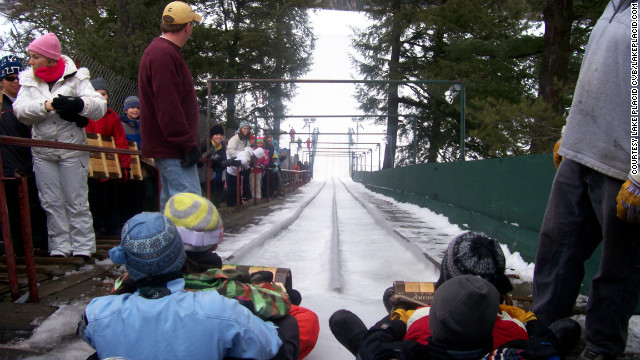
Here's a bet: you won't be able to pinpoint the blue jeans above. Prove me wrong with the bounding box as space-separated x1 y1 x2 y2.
155 158 201 211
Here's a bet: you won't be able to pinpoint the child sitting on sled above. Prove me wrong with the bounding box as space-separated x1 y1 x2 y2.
329 231 581 360
111 192 319 360
79 212 282 359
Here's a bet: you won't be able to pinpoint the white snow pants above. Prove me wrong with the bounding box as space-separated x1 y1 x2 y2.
250 172 262 199
33 155 95 257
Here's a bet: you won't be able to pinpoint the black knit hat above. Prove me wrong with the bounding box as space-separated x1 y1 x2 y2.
210 125 224 137
436 232 513 295
429 275 499 352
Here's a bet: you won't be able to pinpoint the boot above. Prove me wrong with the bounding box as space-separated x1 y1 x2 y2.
549 317 582 357
329 309 368 356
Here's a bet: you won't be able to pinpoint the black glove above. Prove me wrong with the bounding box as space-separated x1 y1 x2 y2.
210 154 223 168
180 145 200 167
74 115 89 128
358 315 411 360
52 95 84 114
58 111 89 128
222 156 242 168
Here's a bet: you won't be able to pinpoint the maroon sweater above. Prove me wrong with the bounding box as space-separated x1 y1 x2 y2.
138 37 199 159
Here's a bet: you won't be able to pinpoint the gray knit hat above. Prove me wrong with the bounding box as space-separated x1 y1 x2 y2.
90 78 109 94
238 120 251 130
436 232 513 295
429 275 499 351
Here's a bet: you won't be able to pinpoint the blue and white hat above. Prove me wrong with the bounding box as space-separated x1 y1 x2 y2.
0 55 24 79
109 212 186 281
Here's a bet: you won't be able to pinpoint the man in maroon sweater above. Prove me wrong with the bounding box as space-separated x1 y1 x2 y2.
138 1 202 211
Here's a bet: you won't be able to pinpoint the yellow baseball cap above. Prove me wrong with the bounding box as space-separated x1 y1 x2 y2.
162 1 202 25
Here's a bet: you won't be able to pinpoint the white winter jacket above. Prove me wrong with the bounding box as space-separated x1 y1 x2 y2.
226 133 250 159
13 56 106 161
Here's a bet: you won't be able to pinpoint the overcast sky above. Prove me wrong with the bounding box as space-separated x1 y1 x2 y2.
285 10 386 177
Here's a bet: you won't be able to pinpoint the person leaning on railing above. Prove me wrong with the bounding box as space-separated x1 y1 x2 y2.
13 33 107 260
0 55 48 255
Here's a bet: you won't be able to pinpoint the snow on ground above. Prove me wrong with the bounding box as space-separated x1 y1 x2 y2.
235 178 438 358
6 177 640 358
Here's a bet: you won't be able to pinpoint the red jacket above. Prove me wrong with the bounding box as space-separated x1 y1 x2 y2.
290 305 319 359
87 108 131 169
403 306 529 350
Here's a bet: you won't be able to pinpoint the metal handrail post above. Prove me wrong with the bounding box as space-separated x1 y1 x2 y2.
236 166 241 210
0 150 19 300
16 172 38 302
266 170 270 203
253 172 257 206
370 150 373 171
413 115 417 165
204 159 211 200
460 83 466 161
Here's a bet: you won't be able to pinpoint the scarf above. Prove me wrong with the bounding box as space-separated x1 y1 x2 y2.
34 58 65 83
211 140 222 151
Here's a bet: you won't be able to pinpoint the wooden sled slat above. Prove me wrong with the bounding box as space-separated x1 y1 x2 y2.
222 264 292 292
100 135 122 179
86 133 108 179
393 281 436 305
128 140 143 181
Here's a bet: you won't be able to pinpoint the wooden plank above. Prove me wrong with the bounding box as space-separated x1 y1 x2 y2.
0 264 62 275
11 256 84 267
97 239 121 245
101 134 122 179
222 264 292 291
0 273 49 283
0 303 58 343
128 140 143 181
96 244 117 251
86 132 108 179
36 268 110 299
393 281 436 305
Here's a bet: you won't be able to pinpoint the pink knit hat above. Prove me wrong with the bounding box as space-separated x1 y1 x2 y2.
28 33 61 61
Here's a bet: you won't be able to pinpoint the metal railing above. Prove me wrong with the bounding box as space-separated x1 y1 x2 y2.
0 135 150 302
1 135 311 302
200 157 310 209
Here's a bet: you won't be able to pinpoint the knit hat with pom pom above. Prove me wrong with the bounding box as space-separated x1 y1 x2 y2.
109 212 186 282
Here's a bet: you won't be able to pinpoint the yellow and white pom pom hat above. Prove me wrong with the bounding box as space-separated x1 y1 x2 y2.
164 192 223 252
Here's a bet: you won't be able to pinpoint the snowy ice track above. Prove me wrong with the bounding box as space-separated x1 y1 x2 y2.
227 178 440 358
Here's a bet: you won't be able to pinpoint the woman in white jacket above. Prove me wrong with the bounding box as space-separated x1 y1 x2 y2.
13 33 107 259
225 121 252 206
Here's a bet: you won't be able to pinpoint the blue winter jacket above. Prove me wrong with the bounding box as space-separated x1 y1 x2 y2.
81 278 282 359
119 113 142 150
